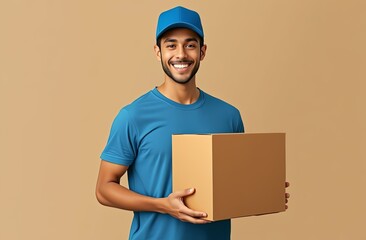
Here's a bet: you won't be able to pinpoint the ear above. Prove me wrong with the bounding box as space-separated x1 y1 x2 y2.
154 45 161 61
200 44 207 61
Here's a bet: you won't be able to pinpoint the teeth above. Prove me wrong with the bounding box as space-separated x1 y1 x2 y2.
173 64 189 69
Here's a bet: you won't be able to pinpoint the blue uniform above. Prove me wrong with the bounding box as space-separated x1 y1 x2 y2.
101 87 244 240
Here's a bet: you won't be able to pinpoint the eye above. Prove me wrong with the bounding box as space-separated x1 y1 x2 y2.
186 44 196 49
166 44 175 49
186 42 197 49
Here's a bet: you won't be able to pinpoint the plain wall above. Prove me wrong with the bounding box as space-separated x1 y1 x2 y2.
1 0 365 239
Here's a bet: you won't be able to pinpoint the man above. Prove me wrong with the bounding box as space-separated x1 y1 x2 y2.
96 6 289 240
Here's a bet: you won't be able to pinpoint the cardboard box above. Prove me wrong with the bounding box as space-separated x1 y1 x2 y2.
172 133 286 221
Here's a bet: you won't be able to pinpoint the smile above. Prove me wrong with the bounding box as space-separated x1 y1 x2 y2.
173 64 189 68
171 62 192 71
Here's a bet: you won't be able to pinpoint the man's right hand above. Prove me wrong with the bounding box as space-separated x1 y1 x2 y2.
96 161 211 224
162 188 212 224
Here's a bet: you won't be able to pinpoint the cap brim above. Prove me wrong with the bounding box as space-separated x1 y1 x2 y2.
156 22 204 40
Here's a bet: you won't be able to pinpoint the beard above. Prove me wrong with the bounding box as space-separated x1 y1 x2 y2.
160 58 200 85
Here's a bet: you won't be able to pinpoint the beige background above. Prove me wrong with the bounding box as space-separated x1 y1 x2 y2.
1 0 365 239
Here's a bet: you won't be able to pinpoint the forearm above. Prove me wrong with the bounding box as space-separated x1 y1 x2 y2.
95 161 209 224
96 181 167 214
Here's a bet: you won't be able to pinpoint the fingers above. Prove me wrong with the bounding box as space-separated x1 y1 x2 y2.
178 203 208 219
285 182 290 210
181 215 212 224
178 206 211 224
285 192 290 205
168 188 211 224
172 188 196 198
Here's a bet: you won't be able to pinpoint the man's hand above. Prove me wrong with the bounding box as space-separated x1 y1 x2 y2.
97 161 211 222
162 188 211 224
285 181 290 209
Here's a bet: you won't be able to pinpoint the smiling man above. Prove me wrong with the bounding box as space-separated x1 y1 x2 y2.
96 6 288 240
153 27 205 104
157 28 204 85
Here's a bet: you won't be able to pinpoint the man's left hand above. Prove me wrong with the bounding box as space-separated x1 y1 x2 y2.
285 181 290 209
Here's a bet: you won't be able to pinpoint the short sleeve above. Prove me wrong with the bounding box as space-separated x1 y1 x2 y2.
100 108 138 166
235 109 245 133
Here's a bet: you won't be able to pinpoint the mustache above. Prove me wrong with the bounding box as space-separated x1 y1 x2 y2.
169 60 193 64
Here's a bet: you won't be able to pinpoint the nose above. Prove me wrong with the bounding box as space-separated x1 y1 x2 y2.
176 45 187 59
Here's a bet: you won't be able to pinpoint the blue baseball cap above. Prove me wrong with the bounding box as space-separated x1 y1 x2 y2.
156 6 204 40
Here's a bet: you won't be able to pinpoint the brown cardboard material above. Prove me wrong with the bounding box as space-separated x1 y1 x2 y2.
172 133 286 221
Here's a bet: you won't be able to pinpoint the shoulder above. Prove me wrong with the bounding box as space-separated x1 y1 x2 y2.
124 90 153 109
119 89 158 115
114 88 168 128
202 90 241 115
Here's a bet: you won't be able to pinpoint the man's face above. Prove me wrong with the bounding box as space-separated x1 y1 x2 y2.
155 28 207 84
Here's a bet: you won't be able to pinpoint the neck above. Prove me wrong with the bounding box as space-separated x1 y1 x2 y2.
157 77 200 104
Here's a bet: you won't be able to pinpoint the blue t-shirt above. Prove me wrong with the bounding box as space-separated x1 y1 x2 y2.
100 87 244 240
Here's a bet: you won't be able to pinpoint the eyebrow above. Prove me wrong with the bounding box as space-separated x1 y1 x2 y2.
163 38 199 43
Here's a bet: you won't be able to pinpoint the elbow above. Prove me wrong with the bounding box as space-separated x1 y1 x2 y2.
95 187 108 206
